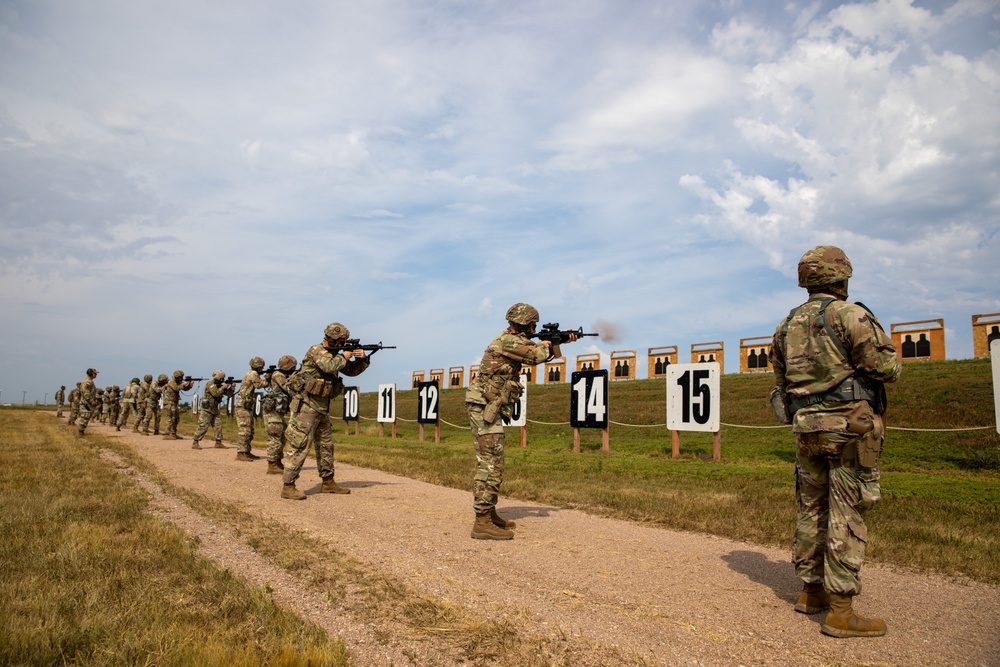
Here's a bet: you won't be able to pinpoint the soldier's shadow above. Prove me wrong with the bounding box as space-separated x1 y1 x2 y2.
721 550 804 611
497 505 562 520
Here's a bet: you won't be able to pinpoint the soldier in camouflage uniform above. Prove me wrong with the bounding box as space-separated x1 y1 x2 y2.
55 385 66 417
465 303 578 539
67 383 81 425
117 378 139 431
77 369 100 436
101 386 113 424
191 371 236 449
280 323 371 500
236 357 270 461
162 370 195 440
141 374 168 435
133 374 151 432
263 355 297 475
770 246 901 638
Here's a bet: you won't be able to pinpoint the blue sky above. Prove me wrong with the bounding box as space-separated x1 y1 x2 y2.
1 0 998 403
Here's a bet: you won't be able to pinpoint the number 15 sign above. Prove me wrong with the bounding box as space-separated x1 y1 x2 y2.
666 362 721 432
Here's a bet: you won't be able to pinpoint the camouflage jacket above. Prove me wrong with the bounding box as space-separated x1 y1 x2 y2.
136 381 149 405
80 378 99 409
201 381 234 413
295 343 370 414
771 293 901 433
163 378 193 406
69 388 80 406
238 370 270 409
120 382 137 405
55 388 65 403
263 371 291 416
465 327 552 412
147 382 165 408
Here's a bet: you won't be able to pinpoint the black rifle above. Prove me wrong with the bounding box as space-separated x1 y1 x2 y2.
261 365 277 375
218 377 242 386
183 376 206 383
530 323 598 346
327 339 396 356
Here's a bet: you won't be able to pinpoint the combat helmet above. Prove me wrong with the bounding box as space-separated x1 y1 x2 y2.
212 370 226 382
277 355 297 371
157 373 169 384
798 245 852 289
324 322 350 342
144 374 153 383
131 378 140 385
249 356 265 371
506 303 540 326
173 370 184 380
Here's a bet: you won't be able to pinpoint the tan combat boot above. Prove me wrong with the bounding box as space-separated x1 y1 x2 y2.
471 512 514 540
320 478 351 494
132 425 139 433
140 430 150 436
266 461 283 475
281 483 306 500
163 434 179 440
821 593 887 638
214 440 227 448
236 451 259 462
191 439 202 450
490 507 516 529
794 582 829 614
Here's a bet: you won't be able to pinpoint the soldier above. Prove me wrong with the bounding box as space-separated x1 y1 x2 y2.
235 357 270 461
101 386 113 424
280 323 371 500
770 246 901 638
132 374 151 432
67 382 82 425
117 378 139 431
162 370 195 440
110 385 120 426
141 374 168 435
191 371 236 450
55 385 66 417
263 355 297 475
77 369 100 436
465 303 578 540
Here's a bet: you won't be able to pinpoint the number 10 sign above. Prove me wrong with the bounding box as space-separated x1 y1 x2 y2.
666 362 721 432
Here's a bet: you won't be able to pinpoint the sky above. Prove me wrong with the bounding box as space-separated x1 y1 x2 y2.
1 0 998 405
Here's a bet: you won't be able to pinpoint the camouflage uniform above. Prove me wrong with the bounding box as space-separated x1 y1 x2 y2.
67 384 81 425
77 371 100 435
283 333 370 488
162 371 194 439
771 248 901 599
466 306 553 517
236 358 270 457
133 376 151 431
101 387 113 423
55 386 66 417
142 375 167 435
192 373 235 446
263 358 296 468
117 379 139 430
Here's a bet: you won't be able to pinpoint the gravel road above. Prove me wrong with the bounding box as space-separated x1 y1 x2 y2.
90 419 998 666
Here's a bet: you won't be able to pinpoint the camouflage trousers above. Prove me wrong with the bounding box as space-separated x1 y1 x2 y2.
192 408 223 442
468 403 505 515
282 404 335 485
794 421 883 596
264 411 287 463
163 401 181 437
101 404 111 423
77 404 95 435
235 406 255 454
132 404 147 430
142 404 161 433
56 404 64 417
68 403 80 425
117 403 134 428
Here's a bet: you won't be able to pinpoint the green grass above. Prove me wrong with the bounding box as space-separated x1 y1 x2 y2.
0 411 349 667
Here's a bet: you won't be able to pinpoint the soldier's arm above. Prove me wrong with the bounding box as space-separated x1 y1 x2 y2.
840 305 901 384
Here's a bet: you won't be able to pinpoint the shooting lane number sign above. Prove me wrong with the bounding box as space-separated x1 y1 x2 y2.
342 386 360 435
417 380 441 443
377 383 397 438
570 369 609 453
666 362 721 461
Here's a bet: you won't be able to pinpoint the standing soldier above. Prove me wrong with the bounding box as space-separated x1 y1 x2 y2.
280 323 371 499
235 357 270 461
133 374 151 432
101 386 113 424
67 382 82 425
263 355 297 475
55 385 66 418
117 378 139 431
191 371 235 449
770 246 901 638
141 374 168 435
162 370 195 440
465 303 578 540
77 369 100 437
109 385 121 426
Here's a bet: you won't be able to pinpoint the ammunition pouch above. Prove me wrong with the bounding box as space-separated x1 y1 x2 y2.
261 395 277 413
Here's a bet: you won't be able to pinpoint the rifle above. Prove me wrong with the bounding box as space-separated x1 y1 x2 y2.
327 339 396 356
530 323 598 346
218 377 242 386
261 365 277 376
183 376 206 383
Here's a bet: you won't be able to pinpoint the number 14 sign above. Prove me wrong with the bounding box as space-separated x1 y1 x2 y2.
666 362 721 432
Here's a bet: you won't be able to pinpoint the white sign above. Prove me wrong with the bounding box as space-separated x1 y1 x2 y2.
570 369 609 428
502 374 528 427
377 384 396 423
666 362 721 432
992 339 1000 435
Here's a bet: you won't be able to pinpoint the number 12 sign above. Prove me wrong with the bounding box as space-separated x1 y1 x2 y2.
666 362 721 432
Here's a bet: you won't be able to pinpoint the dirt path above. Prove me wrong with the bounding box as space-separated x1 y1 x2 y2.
87 418 998 666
